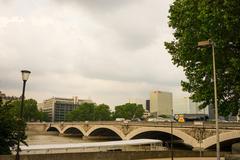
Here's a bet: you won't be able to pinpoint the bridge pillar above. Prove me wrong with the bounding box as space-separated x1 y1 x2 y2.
192 146 204 151
82 136 89 140
58 133 64 137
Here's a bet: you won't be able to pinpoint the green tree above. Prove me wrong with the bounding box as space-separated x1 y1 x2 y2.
94 104 111 121
23 99 39 121
66 103 95 121
0 99 27 154
37 111 49 122
165 0 240 116
11 99 39 121
114 103 144 120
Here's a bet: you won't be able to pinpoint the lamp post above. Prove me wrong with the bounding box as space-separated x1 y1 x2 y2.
198 39 220 160
193 121 205 157
170 109 174 160
15 70 31 160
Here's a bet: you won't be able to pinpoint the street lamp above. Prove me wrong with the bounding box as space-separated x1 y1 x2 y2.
198 39 220 160
170 109 174 160
16 70 31 160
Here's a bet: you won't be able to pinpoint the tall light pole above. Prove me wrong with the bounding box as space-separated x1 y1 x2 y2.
16 70 31 160
170 109 174 160
198 39 220 160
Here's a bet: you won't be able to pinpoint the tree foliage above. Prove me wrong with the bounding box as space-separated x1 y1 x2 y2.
94 104 111 121
66 103 112 121
11 99 40 121
66 103 95 121
0 99 27 155
37 111 49 122
114 103 144 120
165 0 240 116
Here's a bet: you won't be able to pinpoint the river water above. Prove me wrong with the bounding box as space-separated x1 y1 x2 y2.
25 131 93 145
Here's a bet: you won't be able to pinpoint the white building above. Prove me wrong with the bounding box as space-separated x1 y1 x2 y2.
174 97 209 115
150 91 173 116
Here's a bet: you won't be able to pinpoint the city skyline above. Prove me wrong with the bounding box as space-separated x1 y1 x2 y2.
0 0 188 107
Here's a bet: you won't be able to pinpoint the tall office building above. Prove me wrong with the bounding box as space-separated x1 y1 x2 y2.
146 100 150 112
150 91 172 116
39 96 92 122
174 97 209 115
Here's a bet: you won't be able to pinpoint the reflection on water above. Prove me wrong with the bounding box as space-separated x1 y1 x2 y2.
26 131 89 145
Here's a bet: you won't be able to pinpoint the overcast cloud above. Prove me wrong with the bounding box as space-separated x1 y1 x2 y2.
0 0 188 107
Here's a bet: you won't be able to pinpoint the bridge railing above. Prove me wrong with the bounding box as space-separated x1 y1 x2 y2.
27 121 240 130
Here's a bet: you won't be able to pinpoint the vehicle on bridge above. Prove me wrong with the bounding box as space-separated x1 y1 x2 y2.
115 118 125 122
147 117 174 122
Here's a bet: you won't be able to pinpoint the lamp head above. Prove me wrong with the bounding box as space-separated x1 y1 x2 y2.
21 70 31 81
198 39 214 47
198 40 210 46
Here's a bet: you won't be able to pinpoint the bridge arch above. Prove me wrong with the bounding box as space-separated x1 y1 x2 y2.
46 126 61 133
62 126 86 136
126 127 199 148
203 131 240 149
86 126 125 140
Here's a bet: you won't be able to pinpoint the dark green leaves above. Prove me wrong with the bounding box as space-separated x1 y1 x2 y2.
11 99 42 122
166 0 240 116
0 99 27 155
66 103 144 121
114 103 144 120
66 103 112 121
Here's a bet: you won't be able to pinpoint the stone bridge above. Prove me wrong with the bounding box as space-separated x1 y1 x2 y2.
27 121 240 150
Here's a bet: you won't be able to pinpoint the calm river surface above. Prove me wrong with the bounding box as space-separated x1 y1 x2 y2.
25 131 95 145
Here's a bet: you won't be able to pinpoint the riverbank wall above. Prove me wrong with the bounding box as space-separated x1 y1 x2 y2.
0 150 227 160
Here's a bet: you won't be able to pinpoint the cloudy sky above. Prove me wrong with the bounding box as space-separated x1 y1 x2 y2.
0 0 188 107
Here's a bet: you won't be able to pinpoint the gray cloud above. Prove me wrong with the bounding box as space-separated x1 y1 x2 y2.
0 0 187 106
54 0 170 50
55 0 137 12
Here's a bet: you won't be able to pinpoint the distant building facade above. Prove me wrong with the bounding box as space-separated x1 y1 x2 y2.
150 91 173 116
0 91 19 102
0 91 5 98
39 96 92 122
146 100 150 112
174 97 209 115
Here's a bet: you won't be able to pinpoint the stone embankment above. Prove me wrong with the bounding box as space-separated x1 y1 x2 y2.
0 150 227 160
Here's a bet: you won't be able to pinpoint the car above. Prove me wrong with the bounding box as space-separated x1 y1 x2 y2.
156 117 173 122
131 118 141 122
147 117 174 122
115 118 125 122
147 118 156 122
